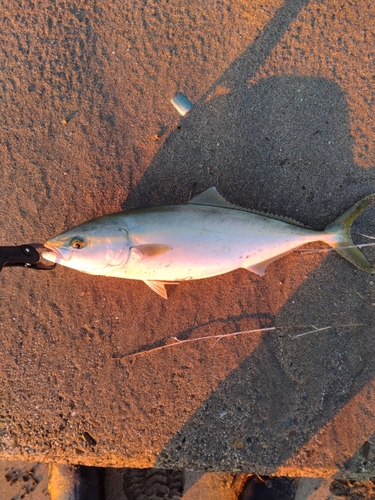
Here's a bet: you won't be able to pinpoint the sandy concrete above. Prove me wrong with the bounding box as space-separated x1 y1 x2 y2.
182 471 245 500
0 460 49 499
0 0 375 480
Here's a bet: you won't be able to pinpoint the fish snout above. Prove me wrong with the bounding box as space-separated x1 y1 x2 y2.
41 242 68 263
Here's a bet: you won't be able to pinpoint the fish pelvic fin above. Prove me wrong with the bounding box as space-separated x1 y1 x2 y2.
325 194 375 273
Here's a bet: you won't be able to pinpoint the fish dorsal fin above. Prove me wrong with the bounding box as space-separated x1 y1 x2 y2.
189 187 309 228
188 187 234 208
131 244 173 258
144 280 179 299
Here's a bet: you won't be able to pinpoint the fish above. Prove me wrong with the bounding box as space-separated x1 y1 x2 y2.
42 187 374 298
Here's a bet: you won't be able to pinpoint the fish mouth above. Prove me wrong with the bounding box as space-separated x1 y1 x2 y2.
41 242 66 263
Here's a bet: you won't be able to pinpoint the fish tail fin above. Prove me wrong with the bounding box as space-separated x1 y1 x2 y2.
324 194 374 273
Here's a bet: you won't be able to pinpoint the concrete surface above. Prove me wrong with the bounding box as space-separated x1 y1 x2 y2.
1 0 375 481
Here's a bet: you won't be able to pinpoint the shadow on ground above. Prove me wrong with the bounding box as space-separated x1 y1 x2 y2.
127 56 375 479
119 0 375 477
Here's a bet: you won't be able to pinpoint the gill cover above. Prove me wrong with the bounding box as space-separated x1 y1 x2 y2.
43 216 131 275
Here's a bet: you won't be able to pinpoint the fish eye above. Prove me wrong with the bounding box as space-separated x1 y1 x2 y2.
70 238 86 249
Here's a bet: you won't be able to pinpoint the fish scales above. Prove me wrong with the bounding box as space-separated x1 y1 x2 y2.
109 205 327 281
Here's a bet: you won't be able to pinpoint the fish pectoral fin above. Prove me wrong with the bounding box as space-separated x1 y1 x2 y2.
131 244 173 258
144 280 179 299
246 252 291 276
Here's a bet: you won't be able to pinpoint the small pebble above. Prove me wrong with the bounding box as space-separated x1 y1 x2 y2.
171 93 193 116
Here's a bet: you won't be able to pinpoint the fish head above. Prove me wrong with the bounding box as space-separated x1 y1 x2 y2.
42 215 131 275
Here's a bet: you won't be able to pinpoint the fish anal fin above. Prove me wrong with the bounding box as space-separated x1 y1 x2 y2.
132 244 172 258
246 263 268 277
144 280 179 299
245 252 292 276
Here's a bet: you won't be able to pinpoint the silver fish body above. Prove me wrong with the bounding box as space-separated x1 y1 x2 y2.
43 188 374 298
